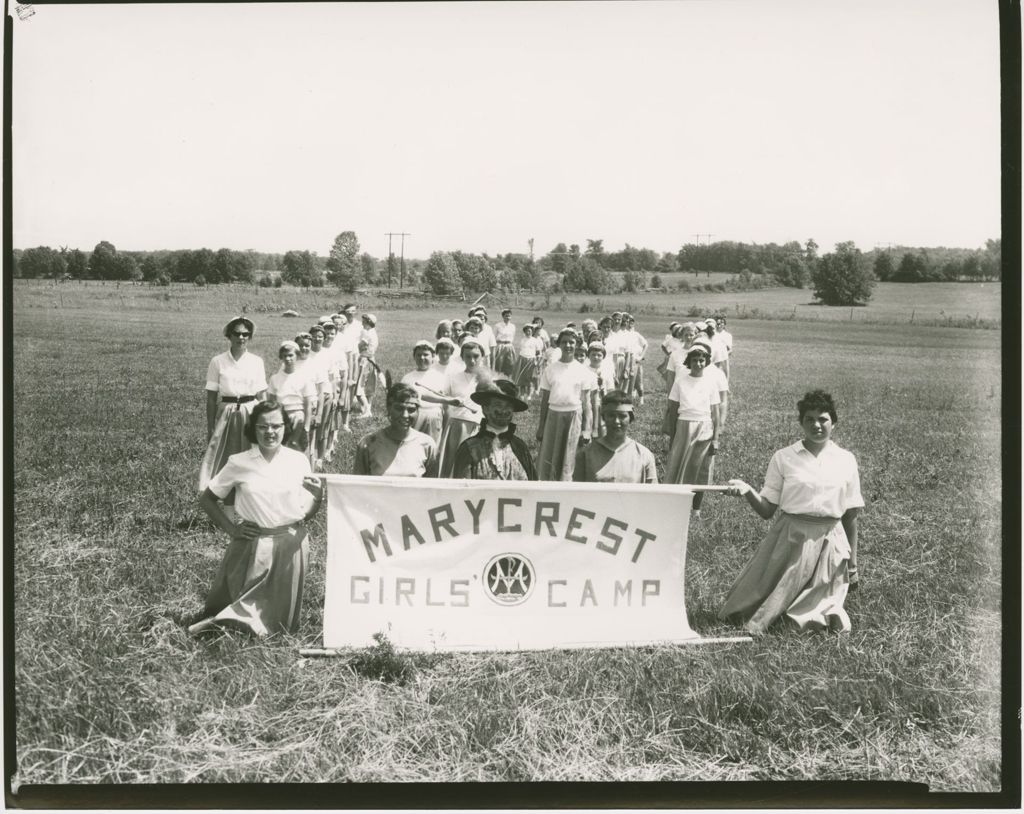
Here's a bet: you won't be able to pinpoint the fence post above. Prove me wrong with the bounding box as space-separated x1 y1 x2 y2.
910 309 915 324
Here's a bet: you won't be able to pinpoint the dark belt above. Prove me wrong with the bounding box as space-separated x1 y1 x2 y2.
222 395 256 404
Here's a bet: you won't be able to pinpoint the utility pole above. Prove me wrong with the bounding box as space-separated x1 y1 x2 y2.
384 233 394 287
528 238 534 262
692 233 702 246
398 232 410 288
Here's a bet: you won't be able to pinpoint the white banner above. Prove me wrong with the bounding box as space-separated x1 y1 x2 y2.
323 475 699 651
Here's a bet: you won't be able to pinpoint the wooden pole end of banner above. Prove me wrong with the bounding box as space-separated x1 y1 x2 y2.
298 647 348 657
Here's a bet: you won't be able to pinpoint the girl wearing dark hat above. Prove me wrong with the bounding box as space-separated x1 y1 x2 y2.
451 379 535 480
199 317 268 499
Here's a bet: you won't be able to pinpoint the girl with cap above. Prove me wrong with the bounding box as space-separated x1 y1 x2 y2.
305 325 333 468
360 314 381 407
658 322 683 384
720 390 863 634
662 343 721 518
436 339 489 477
451 319 466 346
665 338 729 510
702 318 730 379
451 378 535 480
584 341 614 439
473 307 498 363
319 320 350 460
267 340 316 454
353 384 438 477
352 338 384 419
493 309 518 377
515 323 544 400
535 329 594 481
462 317 489 366
294 331 330 467
531 316 550 350
190 401 324 637
400 341 450 444
199 317 268 500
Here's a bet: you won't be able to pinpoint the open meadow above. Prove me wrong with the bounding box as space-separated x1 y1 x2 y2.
11 280 1003 796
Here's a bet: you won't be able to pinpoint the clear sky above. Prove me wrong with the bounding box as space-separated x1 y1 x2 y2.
12 0 1001 259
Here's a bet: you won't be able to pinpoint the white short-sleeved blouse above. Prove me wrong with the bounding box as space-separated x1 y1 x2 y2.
205 351 267 398
207 446 313 527
760 440 865 518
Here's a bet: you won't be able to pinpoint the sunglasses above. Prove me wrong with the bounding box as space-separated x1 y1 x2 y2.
232 331 250 337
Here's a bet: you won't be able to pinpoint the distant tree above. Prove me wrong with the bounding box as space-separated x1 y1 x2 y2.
423 252 462 295
112 253 141 281
773 254 809 288
140 255 162 281
65 248 88 279
961 252 982 281
650 273 662 289
89 240 118 279
569 243 581 259
563 256 615 294
657 252 678 275
359 253 377 284
585 239 605 259
17 246 66 278
804 238 819 264
893 251 928 282
622 269 646 292
326 231 362 292
873 251 895 281
981 238 1001 280
281 250 320 286
546 242 569 274
812 241 874 305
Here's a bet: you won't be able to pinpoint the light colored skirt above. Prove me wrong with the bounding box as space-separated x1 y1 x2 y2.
437 417 481 478
664 418 713 486
189 523 309 637
513 356 539 391
414 409 444 445
538 409 581 481
198 400 255 493
493 343 518 377
334 377 352 412
615 352 637 393
719 513 851 634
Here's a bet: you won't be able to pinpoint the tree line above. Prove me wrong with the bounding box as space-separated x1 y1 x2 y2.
14 232 1001 308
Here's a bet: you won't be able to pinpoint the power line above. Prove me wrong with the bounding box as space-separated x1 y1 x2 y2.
384 232 409 287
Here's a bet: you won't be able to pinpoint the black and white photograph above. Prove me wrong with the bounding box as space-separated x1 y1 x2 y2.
7 0 1012 806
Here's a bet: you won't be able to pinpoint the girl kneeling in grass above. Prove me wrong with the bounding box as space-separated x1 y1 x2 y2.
720 390 863 635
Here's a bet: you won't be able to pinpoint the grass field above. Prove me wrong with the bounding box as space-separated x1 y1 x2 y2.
11 282 1003 794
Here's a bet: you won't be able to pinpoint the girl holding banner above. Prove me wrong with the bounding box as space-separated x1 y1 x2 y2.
720 390 863 634
190 401 324 637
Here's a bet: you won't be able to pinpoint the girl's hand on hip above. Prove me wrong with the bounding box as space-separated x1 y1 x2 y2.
232 520 260 543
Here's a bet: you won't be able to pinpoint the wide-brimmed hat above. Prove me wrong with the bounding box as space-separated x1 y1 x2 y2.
470 379 529 412
224 316 255 338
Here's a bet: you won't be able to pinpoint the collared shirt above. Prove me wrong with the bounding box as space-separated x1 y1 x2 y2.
718 329 733 354
669 373 721 420
452 422 536 481
540 360 595 411
443 370 484 423
478 323 497 351
495 322 517 343
518 336 544 357
760 440 865 518
573 437 658 484
353 428 438 477
207 446 313 527
360 327 379 356
205 350 267 397
268 368 316 413
709 333 728 364
401 368 446 416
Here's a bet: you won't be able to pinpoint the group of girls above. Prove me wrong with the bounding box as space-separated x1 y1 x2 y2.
193 309 863 641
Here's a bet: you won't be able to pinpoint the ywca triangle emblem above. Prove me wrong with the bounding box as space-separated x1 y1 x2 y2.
483 553 535 606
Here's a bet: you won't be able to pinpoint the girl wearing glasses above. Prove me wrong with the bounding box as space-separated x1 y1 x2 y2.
199 317 267 499
190 401 324 637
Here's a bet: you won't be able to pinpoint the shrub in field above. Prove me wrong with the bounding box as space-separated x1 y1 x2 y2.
194 274 206 287
675 279 691 293
813 241 875 305
273 277 283 288
154 273 171 287
650 274 662 289
258 276 273 288
348 633 419 685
